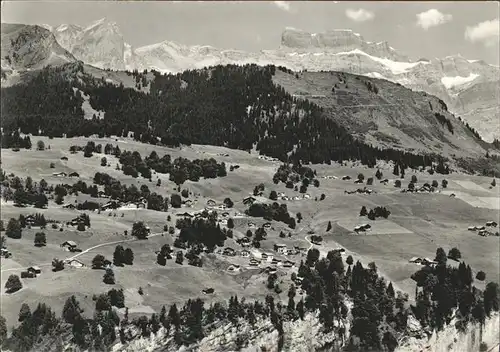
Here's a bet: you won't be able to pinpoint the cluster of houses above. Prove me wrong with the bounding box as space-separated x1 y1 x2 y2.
400 184 440 194
277 192 311 202
409 257 438 267
243 194 311 204
219 243 306 270
257 155 279 162
353 224 372 233
177 208 244 226
323 175 338 180
469 221 499 237
247 256 296 268
52 171 80 178
63 258 86 268
345 188 375 195
205 199 228 210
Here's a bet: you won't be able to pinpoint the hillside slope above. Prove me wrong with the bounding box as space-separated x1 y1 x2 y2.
273 70 488 160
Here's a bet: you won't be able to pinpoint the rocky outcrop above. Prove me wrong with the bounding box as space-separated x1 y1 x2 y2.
53 18 137 71
280 27 408 62
1 23 76 71
109 312 500 352
397 312 500 352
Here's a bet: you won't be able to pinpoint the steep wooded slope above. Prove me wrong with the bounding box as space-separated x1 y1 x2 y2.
273 70 488 160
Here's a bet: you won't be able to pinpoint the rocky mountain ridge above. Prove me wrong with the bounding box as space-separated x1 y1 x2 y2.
0 23 76 76
1 19 498 142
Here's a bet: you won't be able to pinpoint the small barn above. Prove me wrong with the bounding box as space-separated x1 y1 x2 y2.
243 196 256 206
223 247 236 256
25 215 36 227
101 201 121 210
136 198 147 209
206 199 216 207
342 176 351 181
60 156 68 161
68 172 80 177
61 241 77 251
240 237 251 246
202 288 215 295
274 244 287 254
283 260 295 268
409 257 422 264
249 259 260 266
1 248 12 258
227 264 241 272
239 249 251 257
27 266 42 275
422 258 438 266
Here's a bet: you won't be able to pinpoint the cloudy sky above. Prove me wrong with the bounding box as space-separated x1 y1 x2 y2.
2 1 499 64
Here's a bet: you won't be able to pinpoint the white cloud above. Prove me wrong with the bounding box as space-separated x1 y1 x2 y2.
416 9 452 30
345 8 375 22
465 18 500 47
274 1 291 12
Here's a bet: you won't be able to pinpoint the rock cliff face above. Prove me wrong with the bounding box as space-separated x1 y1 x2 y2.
97 312 500 352
397 312 500 352
52 18 137 71
280 28 409 62
1 23 76 71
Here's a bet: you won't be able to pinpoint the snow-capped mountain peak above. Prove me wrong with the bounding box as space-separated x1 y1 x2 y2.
51 18 135 70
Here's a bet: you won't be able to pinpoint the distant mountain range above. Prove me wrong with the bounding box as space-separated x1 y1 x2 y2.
2 18 499 142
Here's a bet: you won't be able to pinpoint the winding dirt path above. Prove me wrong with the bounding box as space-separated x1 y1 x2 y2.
1 232 165 274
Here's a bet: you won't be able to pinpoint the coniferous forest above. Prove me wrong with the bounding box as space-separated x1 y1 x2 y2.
1 247 498 352
1 62 435 168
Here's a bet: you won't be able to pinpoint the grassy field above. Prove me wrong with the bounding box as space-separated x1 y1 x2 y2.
1 136 499 330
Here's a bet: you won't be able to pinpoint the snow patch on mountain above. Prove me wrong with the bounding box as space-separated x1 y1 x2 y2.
441 73 479 89
366 72 389 80
336 49 426 74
